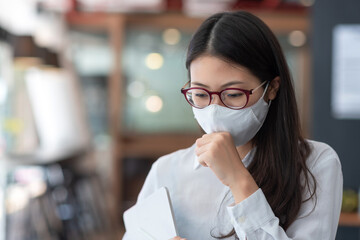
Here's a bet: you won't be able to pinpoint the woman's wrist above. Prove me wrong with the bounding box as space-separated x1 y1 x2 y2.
229 170 259 204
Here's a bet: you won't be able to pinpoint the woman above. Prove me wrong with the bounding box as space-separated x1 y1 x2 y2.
123 11 342 240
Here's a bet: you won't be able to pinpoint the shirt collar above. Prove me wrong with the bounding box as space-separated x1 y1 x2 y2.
193 155 201 170
193 147 256 170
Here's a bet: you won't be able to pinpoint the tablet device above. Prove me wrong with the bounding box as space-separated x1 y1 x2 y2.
123 187 178 240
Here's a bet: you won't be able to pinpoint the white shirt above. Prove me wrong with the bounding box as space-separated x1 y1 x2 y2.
123 140 343 240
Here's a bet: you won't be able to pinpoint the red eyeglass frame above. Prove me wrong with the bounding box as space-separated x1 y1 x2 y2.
180 80 268 110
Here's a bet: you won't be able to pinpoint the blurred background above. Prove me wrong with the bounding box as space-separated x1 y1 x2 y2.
0 0 359 239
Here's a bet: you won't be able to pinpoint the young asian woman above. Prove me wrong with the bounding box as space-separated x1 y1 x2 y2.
122 11 342 240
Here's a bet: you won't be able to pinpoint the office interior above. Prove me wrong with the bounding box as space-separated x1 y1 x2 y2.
0 0 359 239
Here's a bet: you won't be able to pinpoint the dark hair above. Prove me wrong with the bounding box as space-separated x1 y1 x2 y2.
186 11 316 238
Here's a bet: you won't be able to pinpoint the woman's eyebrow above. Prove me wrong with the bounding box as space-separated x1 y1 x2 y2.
191 80 245 88
191 81 208 87
221 81 245 88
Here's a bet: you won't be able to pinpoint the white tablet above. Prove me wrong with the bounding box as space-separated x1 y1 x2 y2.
123 187 178 240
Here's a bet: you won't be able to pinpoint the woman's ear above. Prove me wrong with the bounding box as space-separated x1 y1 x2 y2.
267 76 280 100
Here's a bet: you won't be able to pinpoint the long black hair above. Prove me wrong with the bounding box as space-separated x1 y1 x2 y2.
186 11 316 238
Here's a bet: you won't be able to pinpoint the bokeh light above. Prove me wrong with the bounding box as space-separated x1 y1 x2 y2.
162 28 181 45
145 95 163 113
300 0 315 7
127 81 145 98
288 30 307 47
145 53 164 70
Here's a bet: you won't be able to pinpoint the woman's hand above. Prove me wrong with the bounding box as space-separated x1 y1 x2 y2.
169 237 187 240
195 132 244 186
195 132 259 203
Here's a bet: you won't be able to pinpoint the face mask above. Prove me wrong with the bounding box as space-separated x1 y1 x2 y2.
192 83 270 146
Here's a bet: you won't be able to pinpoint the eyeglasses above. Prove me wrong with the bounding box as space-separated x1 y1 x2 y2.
180 80 268 110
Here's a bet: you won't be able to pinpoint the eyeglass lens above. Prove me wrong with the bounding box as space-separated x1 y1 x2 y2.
185 89 247 108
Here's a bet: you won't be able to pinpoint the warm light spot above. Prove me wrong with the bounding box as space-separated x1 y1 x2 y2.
127 81 145 98
300 0 315 7
145 53 164 70
6 185 29 214
162 28 181 45
288 30 307 47
145 95 163 113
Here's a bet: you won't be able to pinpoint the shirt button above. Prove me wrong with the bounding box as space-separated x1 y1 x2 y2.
237 216 246 223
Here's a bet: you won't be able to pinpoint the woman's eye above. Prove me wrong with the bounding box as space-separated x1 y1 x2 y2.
195 93 208 98
227 93 243 98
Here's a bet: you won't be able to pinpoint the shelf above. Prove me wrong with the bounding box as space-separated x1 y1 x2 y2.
339 212 360 227
66 10 309 33
66 12 123 30
5 146 89 167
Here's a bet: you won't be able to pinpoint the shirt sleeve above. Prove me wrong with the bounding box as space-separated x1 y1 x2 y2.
226 153 343 240
122 162 159 240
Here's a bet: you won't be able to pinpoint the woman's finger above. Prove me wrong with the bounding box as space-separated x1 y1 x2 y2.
195 134 213 147
197 155 209 167
195 141 211 156
197 153 209 167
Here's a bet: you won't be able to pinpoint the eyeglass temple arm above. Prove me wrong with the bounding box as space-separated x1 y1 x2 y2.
181 81 190 89
251 80 269 93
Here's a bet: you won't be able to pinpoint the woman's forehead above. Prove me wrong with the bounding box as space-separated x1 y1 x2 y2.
189 55 261 87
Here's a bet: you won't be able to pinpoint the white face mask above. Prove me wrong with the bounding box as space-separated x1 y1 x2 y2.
192 83 270 146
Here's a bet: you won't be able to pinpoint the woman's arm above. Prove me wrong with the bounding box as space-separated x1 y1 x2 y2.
195 132 259 202
226 147 342 239
196 133 342 239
